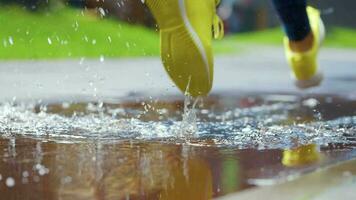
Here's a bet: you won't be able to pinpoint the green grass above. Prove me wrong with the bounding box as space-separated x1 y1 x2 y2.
0 6 159 59
1 6 356 59
215 27 356 51
324 27 356 48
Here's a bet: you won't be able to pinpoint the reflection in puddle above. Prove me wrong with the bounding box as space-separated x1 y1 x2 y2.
282 144 320 167
0 94 355 199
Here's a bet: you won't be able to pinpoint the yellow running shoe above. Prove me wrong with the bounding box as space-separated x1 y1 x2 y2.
145 0 224 97
284 6 325 89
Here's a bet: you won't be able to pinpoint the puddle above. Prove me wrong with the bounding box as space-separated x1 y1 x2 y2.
0 94 355 199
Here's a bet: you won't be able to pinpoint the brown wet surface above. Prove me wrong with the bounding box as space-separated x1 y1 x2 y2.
0 94 355 200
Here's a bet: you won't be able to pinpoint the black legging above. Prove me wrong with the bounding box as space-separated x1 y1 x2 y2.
272 0 311 41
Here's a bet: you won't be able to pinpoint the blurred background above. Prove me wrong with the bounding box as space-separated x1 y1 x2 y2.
0 0 355 59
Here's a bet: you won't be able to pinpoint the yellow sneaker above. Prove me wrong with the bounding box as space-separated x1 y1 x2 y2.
145 0 224 97
284 6 325 89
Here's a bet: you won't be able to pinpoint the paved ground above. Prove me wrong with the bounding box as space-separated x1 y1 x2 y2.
0 46 355 199
218 158 356 200
0 46 355 102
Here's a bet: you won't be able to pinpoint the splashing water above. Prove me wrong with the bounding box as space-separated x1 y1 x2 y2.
177 77 199 138
0 94 355 149
177 95 199 138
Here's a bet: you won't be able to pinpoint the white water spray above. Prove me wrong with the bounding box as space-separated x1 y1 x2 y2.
177 77 200 138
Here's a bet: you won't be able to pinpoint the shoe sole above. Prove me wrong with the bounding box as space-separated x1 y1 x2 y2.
294 10 325 89
295 72 323 89
146 0 213 96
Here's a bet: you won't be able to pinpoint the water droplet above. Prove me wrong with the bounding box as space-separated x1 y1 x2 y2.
47 38 52 45
39 168 48 176
22 171 29 178
6 177 15 187
8 37 14 45
98 7 106 17
72 21 79 31
79 57 85 65
83 35 89 42
303 98 319 108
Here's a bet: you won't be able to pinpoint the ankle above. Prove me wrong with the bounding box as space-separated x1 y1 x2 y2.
289 32 314 53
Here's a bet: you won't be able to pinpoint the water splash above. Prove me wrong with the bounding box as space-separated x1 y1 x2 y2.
0 98 354 149
177 95 199 138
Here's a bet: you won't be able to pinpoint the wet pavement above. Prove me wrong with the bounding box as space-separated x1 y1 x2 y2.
0 47 355 199
0 138 354 200
0 46 355 101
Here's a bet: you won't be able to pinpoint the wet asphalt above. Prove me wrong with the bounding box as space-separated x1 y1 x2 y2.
0 46 355 102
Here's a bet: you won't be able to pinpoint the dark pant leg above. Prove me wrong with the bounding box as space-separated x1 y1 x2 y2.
272 0 311 41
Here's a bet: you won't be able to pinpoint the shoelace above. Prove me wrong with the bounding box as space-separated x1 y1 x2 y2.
212 0 224 40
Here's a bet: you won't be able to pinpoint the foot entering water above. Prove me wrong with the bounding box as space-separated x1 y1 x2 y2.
145 0 224 97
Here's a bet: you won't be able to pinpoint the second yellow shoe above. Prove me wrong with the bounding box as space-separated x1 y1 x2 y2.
145 0 224 97
284 6 325 89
